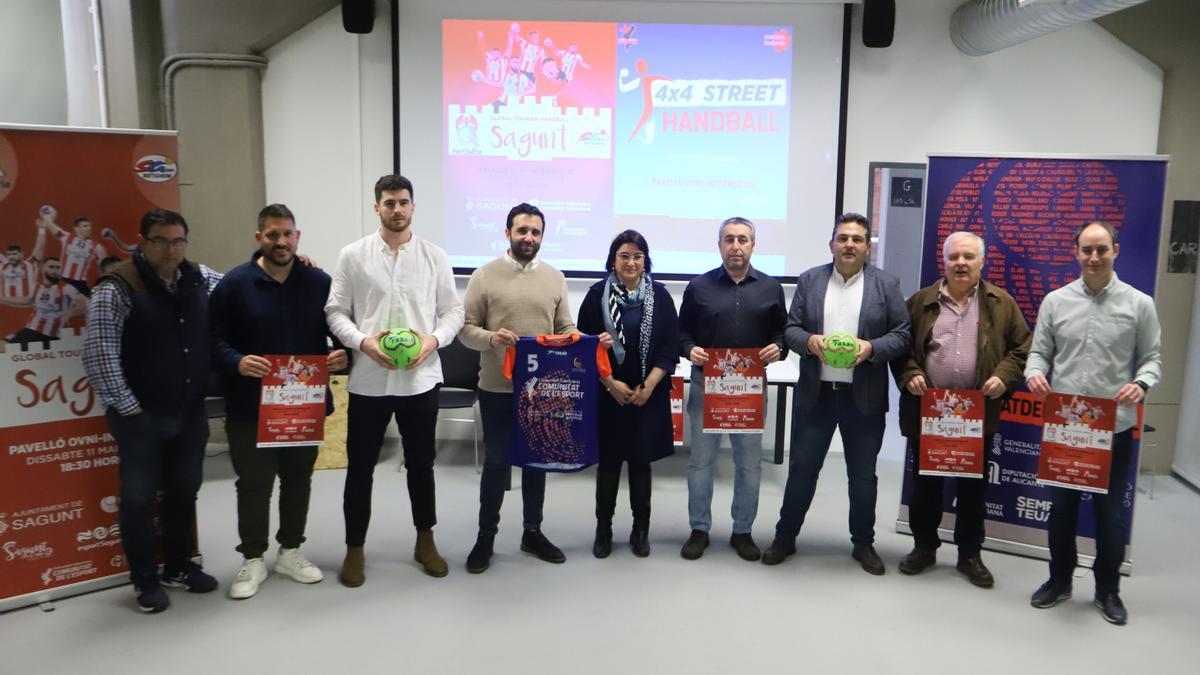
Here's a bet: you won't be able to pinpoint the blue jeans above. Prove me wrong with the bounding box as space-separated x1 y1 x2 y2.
105 405 208 585
1048 428 1134 594
775 386 885 544
477 391 545 537
686 368 764 534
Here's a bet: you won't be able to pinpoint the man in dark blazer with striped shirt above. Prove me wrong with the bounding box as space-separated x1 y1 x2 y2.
762 213 911 574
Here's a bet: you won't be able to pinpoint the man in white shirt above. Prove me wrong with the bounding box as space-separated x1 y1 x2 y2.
325 175 465 586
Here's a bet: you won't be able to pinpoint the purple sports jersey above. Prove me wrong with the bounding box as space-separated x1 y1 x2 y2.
504 334 611 472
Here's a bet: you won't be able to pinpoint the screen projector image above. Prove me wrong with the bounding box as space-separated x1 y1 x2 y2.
443 20 796 275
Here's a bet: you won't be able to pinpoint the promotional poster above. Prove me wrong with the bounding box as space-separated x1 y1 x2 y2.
0 125 180 610
702 348 765 433
441 20 793 273
919 388 985 478
1037 393 1117 494
256 355 329 448
671 374 684 445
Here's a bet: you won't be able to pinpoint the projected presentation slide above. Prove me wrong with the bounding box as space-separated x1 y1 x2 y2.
442 20 793 274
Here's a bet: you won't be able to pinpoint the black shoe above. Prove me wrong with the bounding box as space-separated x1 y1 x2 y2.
520 529 566 564
956 555 995 588
161 561 218 593
730 533 761 561
593 525 613 559
851 543 885 575
1094 592 1128 625
466 535 494 574
680 530 709 560
898 547 936 575
630 526 650 558
1030 579 1072 608
134 582 170 613
761 537 797 566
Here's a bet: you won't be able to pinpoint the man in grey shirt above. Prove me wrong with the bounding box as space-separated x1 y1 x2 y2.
1025 221 1162 626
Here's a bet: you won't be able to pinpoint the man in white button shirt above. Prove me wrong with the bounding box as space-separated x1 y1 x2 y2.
325 175 465 586
762 214 911 574
1026 221 1162 626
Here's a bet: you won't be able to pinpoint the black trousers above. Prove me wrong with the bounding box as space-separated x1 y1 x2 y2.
226 418 318 559
1048 429 1134 594
105 405 207 586
343 389 439 546
906 434 992 558
595 461 651 528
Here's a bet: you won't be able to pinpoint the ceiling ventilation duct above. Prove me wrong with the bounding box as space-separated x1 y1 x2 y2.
951 0 1151 56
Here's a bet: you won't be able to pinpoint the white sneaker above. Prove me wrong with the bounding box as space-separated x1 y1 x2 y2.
274 547 324 584
229 558 267 599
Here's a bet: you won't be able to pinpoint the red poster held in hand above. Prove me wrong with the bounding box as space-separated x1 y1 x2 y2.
1036 392 1117 493
256 355 328 447
702 348 764 433
670 375 684 445
919 388 985 478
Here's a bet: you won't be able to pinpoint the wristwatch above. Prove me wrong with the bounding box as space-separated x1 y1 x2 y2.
1134 380 1150 393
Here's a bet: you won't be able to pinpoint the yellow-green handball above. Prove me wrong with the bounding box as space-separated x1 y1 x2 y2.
822 332 859 369
380 328 421 368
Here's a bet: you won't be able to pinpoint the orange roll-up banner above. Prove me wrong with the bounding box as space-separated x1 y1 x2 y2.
0 125 180 611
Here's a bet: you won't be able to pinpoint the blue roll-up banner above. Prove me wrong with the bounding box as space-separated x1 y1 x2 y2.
897 153 1169 573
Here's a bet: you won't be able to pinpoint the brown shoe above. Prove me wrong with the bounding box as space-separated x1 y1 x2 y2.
956 555 995 588
339 546 365 587
415 531 449 578
898 547 936 575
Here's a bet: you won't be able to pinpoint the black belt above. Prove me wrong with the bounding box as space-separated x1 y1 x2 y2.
821 381 852 391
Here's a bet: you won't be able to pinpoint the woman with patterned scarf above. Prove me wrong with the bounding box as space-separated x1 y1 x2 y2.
577 230 679 558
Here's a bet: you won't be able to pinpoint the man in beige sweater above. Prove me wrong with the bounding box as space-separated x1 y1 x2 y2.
458 202 577 573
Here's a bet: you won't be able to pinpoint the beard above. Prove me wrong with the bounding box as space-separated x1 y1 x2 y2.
510 240 539 263
263 246 295 266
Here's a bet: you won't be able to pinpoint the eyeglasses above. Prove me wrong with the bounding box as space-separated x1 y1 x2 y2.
616 253 645 263
144 236 189 249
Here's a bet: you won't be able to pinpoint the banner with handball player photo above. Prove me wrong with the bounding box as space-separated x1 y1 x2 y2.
0 124 181 611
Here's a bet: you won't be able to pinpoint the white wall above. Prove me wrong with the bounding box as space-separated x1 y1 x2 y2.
0 0 68 125
842 0 1162 215
262 6 392 262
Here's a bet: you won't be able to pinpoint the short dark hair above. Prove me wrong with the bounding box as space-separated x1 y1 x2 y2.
72 216 91 228
257 203 296 231
506 202 545 230
604 229 652 275
374 174 414 203
43 255 60 263
6 244 21 253
99 255 121 270
1074 221 1118 246
139 208 189 238
833 213 871 239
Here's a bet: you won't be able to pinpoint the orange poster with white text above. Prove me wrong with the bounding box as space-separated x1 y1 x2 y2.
0 125 180 611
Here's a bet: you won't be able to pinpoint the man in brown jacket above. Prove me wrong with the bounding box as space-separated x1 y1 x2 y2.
890 231 1031 587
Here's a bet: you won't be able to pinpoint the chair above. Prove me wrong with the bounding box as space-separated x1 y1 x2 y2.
437 337 482 471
